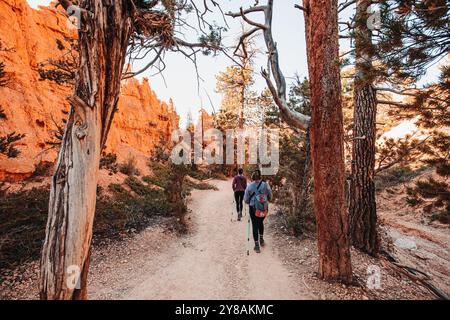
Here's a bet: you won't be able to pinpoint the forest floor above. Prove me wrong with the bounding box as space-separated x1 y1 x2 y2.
1 178 448 300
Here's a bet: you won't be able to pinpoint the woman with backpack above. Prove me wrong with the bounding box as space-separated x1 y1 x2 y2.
244 169 272 253
232 168 247 221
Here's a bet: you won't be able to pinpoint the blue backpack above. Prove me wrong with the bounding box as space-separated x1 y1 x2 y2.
252 181 269 217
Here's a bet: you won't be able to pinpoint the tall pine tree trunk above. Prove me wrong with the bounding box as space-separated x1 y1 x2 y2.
303 0 352 283
297 129 312 222
40 0 134 300
349 0 379 256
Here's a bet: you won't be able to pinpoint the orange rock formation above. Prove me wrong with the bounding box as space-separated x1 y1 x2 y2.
0 0 179 181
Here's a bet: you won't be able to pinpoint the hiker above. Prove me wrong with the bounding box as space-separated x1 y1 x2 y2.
244 169 272 253
232 168 247 221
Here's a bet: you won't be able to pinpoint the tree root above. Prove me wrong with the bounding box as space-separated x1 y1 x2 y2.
381 249 450 300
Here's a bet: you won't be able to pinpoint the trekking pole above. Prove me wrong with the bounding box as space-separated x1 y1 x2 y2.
247 212 251 256
231 198 235 222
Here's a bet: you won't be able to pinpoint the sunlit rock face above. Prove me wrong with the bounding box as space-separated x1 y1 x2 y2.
0 0 179 181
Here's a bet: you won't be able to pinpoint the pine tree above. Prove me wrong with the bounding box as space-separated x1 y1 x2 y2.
148 136 190 222
374 0 449 124
404 68 450 224
215 32 256 127
346 0 379 256
376 0 450 82
374 1 450 224
338 0 450 255
304 0 353 283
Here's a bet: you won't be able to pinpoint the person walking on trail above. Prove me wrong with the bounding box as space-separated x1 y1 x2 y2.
244 169 272 253
232 168 247 221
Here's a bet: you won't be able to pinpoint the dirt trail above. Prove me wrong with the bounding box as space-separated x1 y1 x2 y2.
2 178 443 300
92 179 312 300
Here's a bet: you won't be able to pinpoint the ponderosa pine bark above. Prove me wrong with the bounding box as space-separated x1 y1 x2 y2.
40 0 134 300
303 0 353 283
349 0 379 256
297 129 312 222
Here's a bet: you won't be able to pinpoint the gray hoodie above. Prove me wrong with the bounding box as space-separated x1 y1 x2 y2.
244 180 272 207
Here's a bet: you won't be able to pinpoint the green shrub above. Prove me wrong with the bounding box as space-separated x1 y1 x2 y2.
184 179 218 191
0 187 49 269
406 176 450 224
0 177 173 269
375 166 427 191
95 177 172 236
119 155 140 176
0 132 25 158
100 152 118 174
431 211 450 224
30 161 54 179
189 167 228 180
264 129 313 236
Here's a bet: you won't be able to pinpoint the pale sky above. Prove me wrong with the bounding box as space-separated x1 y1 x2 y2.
27 0 440 127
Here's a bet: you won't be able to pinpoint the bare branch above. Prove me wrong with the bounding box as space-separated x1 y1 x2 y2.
229 0 310 131
123 47 164 79
375 87 448 104
375 87 419 97
227 6 267 17
338 0 357 13
262 69 310 130
228 7 268 30
234 27 261 57
377 100 410 107
340 49 354 58
294 4 308 14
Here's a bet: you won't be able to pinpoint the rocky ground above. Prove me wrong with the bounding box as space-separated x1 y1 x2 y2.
270 217 436 300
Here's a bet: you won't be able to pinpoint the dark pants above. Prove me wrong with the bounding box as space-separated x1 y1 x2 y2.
234 191 244 213
249 205 265 242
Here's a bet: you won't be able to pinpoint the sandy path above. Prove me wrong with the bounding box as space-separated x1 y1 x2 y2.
118 179 311 300
4 179 440 300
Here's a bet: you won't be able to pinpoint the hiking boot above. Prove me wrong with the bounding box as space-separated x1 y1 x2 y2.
259 235 265 247
254 242 261 253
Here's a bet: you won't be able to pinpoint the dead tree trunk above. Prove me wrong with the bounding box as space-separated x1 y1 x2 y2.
303 0 353 283
349 0 379 256
40 0 134 300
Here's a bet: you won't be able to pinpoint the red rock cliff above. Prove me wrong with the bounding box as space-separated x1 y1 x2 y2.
0 0 179 180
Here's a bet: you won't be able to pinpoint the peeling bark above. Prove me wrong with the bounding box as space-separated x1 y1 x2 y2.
303 0 353 283
40 0 134 300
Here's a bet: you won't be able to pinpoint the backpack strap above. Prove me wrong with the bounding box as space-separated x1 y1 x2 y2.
249 181 263 202
256 180 263 191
